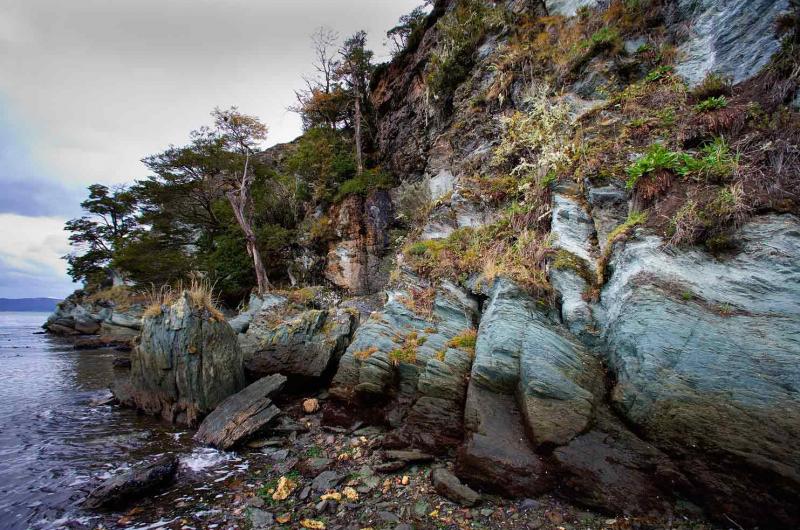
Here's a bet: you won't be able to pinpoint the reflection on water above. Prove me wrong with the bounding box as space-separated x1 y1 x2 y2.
0 312 200 529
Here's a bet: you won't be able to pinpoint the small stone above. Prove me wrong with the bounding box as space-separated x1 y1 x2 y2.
395 525 413 530
383 450 434 463
312 470 342 492
401 475 409 485
377 511 400 523
249 508 274 529
520 498 540 512
374 461 406 473
315 500 328 512
545 511 563 525
270 449 290 461
247 496 265 508
303 398 320 414
413 501 429 516
480 508 494 517
276 513 291 524
299 485 311 500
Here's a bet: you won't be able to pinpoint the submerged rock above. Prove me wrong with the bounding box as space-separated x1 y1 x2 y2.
112 292 245 427
84 454 178 509
194 374 287 450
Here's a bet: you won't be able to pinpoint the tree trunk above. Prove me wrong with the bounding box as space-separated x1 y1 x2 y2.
226 151 271 294
354 85 364 176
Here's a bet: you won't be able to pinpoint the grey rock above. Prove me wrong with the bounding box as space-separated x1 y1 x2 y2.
241 308 355 379
194 374 287 450
382 450 434 464
520 498 540 511
112 292 245 427
229 293 286 333
675 0 789 87
312 470 343 492
587 185 628 249
431 468 480 507
248 508 274 529
378 511 400 523
597 214 800 525
84 454 177 509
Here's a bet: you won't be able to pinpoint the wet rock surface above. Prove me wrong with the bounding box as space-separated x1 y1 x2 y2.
194 374 287 450
84 454 178 509
112 292 245 427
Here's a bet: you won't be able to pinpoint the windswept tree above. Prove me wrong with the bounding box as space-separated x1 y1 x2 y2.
63 184 138 285
338 31 374 175
212 106 272 294
386 4 430 56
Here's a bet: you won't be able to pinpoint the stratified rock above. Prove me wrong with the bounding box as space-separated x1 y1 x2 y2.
598 214 800 526
113 292 245 427
675 0 789 87
431 468 480 507
74 335 134 351
545 0 598 16
240 308 355 380
84 454 177 509
194 374 287 450
45 291 143 337
330 274 479 452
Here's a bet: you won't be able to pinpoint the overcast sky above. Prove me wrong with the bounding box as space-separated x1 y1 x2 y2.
0 0 420 299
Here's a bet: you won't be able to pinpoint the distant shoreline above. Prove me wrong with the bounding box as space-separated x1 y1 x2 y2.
0 298 61 312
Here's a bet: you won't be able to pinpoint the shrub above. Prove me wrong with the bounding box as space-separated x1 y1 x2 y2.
644 65 674 83
493 83 574 181
333 169 394 202
691 72 732 100
625 144 690 189
425 0 504 105
388 332 423 366
695 96 728 112
582 27 622 56
394 178 432 227
684 137 739 182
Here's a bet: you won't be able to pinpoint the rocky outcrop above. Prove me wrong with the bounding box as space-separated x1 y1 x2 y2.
674 0 789 87
84 454 178 509
195 374 287 450
330 273 479 451
228 292 287 333
45 292 143 338
112 292 245 426
325 190 395 295
239 307 356 380
597 214 800 525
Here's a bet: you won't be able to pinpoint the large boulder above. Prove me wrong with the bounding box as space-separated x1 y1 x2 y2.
597 214 800 526
112 292 245 426
195 374 287 450
45 290 143 337
239 307 356 380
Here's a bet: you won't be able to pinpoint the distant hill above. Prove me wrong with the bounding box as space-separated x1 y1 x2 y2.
0 298 61 312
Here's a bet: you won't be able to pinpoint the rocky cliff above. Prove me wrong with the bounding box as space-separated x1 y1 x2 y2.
320 0 800 527
62 0 800 527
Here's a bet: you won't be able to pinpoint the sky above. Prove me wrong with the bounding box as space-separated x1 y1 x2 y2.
0 0 420 299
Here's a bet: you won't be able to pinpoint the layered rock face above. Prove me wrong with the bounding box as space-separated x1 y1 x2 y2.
113 293 245 426
330 274 479 451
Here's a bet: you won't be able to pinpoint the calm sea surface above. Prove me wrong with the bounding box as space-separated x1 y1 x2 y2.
0 312 247 530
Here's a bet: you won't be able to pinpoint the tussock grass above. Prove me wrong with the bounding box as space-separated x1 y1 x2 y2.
142 273 224 321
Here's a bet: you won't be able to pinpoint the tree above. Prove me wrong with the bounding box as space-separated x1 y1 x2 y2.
63 184 138 285
387 4 430 56
212 106 272 294
338 31 374 176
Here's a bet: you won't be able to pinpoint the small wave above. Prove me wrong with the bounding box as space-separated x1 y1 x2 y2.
179 447 239 473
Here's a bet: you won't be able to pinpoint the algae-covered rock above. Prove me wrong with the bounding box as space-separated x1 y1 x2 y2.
113 292 245 426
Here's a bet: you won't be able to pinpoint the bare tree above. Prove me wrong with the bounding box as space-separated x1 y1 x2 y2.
338 31 373 176
212 106 272 294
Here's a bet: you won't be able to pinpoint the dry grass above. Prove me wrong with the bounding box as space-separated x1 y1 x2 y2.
141 273 224 321
353 346 378 361
446 329 477 358
86 285 143 310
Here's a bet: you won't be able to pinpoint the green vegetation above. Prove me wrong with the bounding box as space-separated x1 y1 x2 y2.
695 96 728 112
644 65 674 83
446 329 478 356
333 169 394 202
425 0 504 106
626 138 738 190
691 72 732 100
625 144 690 189
607 211 647 245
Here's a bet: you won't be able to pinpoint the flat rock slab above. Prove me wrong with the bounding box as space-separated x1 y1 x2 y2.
194 374 287 450
383 450 434 463
84 454 177 509
431 468 480 507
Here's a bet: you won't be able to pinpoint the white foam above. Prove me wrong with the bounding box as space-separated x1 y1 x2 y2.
179 447 238 473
